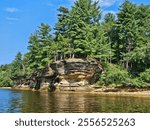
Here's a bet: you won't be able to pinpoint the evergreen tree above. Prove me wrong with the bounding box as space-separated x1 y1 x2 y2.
68 0 102 58
28 23 53 73
128 4 150 74
102 13 116 63
55 6 71 59
54 0 102 58
11 52 25 77
114 0 138 69
104 13 115 23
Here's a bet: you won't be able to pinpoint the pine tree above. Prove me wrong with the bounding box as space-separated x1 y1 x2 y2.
28 23 53 73
54 0 102 59
102 13 116 63
11 52 25 77
55 6 71 59
127 4 150 74
114 0 138 69
68 0 101 58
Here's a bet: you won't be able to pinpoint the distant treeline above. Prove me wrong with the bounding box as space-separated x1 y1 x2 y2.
0 0 150 87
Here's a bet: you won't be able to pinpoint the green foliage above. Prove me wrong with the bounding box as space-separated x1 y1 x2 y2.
0 72 13 87
11 52 25 77
139 69 150 84
126 78 142 88
28 23 53 73
113 0 138 69
104 13 115 23
0 65 13 87
99 63 130 86
54 0 104 59
1 0 150 88
101 13 116 62
113 0 150 72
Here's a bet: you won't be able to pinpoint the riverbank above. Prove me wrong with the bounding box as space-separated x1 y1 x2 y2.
1 86 150 97
92 90 150 97
0 87 12 89
0 87 32 91
54 88 150 97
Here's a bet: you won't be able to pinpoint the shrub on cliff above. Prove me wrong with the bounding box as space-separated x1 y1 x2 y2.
98 63 130 86
98 63 150 88
99 63 130 85
139 69 150 84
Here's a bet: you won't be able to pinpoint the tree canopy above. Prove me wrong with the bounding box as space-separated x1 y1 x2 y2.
0 0 150 88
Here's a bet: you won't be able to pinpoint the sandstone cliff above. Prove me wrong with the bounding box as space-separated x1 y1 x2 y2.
13 58 103 92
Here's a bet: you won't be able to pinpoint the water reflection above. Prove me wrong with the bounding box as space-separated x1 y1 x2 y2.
0 89 150 113
0 89 22 112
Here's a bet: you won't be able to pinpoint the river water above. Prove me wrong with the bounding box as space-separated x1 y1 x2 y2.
0 89 150 113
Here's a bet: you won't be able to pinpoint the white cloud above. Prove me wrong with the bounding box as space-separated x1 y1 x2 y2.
100 0 117 7
6 17 19 21
5 7 19 13
69 0 118 7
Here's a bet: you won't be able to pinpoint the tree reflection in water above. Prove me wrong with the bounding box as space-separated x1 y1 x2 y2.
1 89 150 113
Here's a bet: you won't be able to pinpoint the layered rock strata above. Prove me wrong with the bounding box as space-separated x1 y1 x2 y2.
13 58 103 92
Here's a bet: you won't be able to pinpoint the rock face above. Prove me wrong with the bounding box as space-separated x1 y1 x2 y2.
13 58 103 92
47 58 103 91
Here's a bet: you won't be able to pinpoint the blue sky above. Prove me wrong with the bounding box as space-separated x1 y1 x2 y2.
0 0 149 65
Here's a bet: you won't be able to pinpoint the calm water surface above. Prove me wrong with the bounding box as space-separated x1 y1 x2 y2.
0 89 150 113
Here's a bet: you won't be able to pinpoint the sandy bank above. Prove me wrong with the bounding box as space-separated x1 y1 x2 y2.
90 91 150 97
53 87 150 97
0 87 12 89
1 87 150 97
